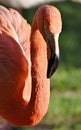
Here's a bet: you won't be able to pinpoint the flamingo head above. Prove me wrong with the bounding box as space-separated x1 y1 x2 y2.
35 5 62 78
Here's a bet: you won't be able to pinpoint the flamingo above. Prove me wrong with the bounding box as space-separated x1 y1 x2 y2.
0 5 62 126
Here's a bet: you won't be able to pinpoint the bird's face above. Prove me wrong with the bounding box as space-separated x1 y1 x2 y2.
43 5 62 78
33 5 62 78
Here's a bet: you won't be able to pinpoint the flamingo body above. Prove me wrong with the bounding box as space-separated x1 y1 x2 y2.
0 5 62 126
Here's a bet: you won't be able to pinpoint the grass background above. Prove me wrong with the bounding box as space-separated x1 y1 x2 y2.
1 1 81 130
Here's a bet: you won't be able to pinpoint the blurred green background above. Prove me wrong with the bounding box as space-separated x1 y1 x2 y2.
1 1 81 130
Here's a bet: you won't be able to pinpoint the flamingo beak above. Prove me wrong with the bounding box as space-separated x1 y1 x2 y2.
47 34 59 78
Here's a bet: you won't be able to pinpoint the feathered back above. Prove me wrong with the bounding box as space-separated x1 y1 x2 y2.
0 6 31 85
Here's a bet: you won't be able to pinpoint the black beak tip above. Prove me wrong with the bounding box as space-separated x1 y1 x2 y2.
47 53 59 78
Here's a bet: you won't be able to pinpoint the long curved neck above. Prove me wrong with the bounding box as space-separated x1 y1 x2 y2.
30 28 50 124
20 28 50 126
